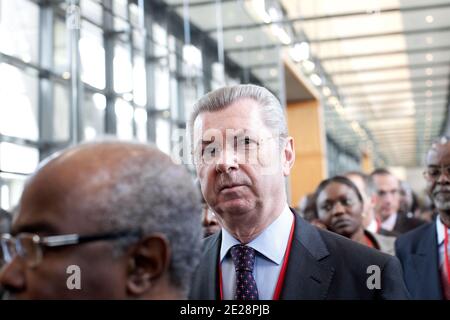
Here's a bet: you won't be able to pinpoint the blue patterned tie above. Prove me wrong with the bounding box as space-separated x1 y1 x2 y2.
230 244 259 300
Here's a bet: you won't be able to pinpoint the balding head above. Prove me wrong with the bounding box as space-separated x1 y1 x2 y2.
1 140 202 299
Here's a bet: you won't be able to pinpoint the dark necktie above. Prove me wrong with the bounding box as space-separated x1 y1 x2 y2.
230 244 259 300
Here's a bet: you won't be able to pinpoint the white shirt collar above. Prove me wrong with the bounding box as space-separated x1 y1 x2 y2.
220 204 293 265
381 212 397 231
436 214 448 246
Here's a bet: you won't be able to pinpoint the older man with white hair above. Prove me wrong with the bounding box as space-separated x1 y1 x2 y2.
189 84 409 300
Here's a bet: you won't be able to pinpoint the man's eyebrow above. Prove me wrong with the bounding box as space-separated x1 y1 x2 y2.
12 222 59 236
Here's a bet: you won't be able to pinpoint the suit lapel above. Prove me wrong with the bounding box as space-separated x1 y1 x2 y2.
409 222 443 299
196 232 221 299
281 212 335 299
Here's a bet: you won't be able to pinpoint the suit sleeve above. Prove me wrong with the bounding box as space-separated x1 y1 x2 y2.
380 255 411 300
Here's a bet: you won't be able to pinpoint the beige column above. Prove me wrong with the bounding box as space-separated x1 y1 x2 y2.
286 100 327 207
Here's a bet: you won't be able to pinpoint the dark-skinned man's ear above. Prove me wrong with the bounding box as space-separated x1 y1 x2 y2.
126 234 171 297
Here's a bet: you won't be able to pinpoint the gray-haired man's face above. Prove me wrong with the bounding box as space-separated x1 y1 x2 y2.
192 98 294 223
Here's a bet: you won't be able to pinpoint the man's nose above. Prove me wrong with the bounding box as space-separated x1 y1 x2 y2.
215 146 238 173
0 257 26 294
437 169 450 184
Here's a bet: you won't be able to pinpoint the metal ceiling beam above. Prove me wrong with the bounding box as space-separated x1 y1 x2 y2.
199 2 450 33
320 45 450 62
340 86 449 98
328 61 450 76
345 93 447 107
345 91 448 105
337 74 449 88
169 0 238 9
225 26 450 53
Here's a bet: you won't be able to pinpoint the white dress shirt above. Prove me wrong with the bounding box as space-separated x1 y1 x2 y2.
219 204 294 300
381 212 397 231
436 215 450 269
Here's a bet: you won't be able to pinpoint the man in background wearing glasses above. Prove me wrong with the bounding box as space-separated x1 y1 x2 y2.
0 140 202 299
396 136 450 299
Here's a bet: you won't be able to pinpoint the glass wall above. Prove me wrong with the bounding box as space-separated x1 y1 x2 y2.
0 0 260 210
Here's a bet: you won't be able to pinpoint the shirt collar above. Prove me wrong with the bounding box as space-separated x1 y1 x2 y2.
436 214 448 246
220 204 294 265
381 212 397 231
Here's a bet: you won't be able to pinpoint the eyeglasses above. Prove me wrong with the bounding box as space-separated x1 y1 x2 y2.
423 166 450 181
0 229 141 268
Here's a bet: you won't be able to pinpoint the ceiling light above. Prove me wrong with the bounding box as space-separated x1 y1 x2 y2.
426 90 433 97
251 0 271 24
322 86 331 97
62 72 71 80
235 34 244 43
302 60 315 73
426 80 433 87
269 68 278 77
289 42 310 62
425 15 434 23
426 68 433 76
310 73 322 86
270 24 291 45
426 53 433 61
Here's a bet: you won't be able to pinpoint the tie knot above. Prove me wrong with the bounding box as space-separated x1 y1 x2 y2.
230 244 256 272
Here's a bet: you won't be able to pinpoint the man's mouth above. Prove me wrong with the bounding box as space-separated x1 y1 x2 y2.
219 184 245 192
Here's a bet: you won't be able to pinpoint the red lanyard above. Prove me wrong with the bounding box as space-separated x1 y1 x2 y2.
444 223 450 285
219 215 296 300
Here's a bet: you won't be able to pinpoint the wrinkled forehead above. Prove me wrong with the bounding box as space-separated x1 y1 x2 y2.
427 142 450 165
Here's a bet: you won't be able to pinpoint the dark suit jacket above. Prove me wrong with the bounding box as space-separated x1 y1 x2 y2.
189 211 409 300
395 221 443 299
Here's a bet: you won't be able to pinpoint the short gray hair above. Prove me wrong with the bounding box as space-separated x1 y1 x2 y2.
67 141 202 295
188 84 288 142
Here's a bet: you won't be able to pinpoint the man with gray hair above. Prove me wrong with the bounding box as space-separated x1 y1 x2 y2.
0 140 202 299
189 84 409 300
396 136 450 299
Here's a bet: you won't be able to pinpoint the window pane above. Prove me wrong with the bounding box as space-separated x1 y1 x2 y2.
83 92 105 140
156 119 170 155
115 99 134 139
133 54 146 106
54 18 69 74
0 0 39 63
0 64 38 141
80 20 105 89
113 0 128 20
154 64 170 110
114 43 133 93
53 83 71 141
0 143 39 175
0 173 27 210
80 0 103 26
134 107 147 142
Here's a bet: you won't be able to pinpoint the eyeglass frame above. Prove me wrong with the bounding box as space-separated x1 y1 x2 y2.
0 229 142 268
423 165 450 181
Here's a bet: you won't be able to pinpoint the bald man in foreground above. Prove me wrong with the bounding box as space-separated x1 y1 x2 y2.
0 141 202 299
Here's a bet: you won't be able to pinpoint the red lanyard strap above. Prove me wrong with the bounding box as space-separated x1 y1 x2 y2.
444 224 450 285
